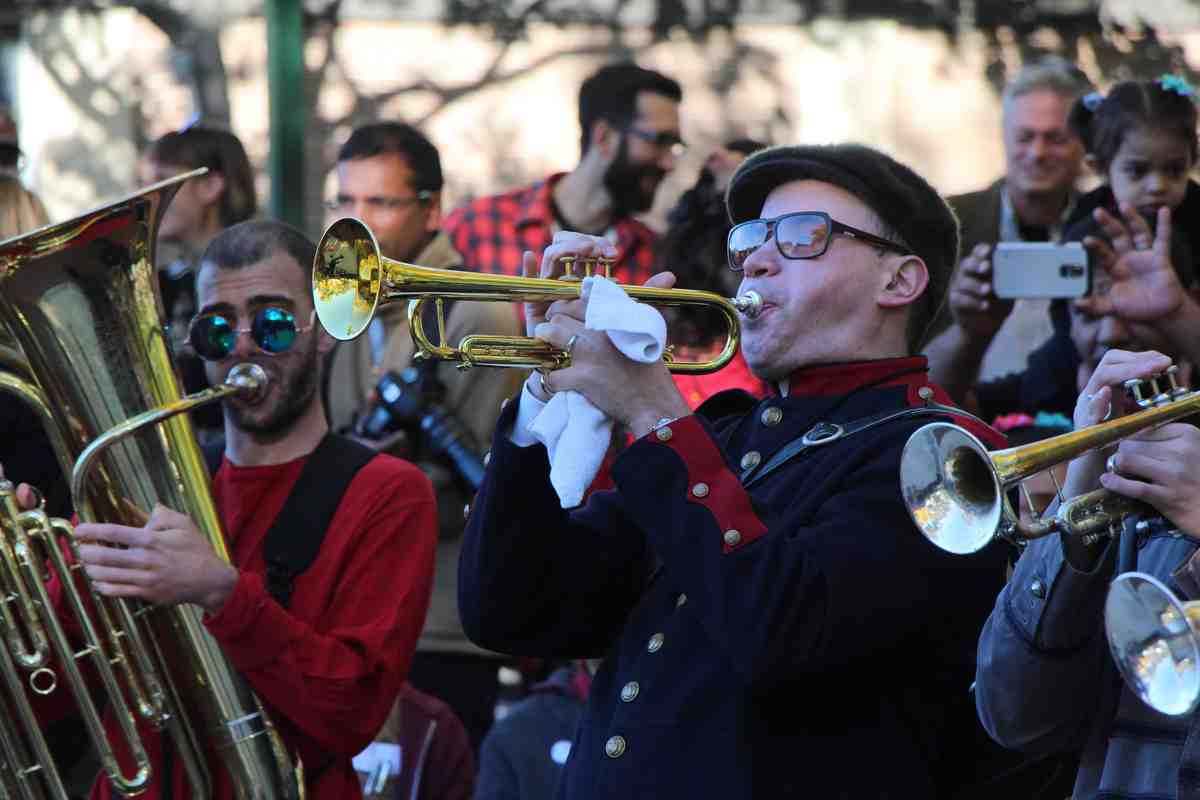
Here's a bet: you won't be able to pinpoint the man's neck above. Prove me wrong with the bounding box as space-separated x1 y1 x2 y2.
224 403 330 467
1009 186 1071 228
552 163 615 235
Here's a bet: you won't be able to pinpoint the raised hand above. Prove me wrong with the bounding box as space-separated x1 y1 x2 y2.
1078 205 1186 322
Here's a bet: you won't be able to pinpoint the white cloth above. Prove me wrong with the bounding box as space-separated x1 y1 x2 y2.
514 276 666 508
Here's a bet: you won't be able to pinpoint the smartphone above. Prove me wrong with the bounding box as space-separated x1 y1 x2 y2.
991 242 1090 299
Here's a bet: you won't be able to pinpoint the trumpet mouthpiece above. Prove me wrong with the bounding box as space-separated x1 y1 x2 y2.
733 290 763 319
225 363 269 403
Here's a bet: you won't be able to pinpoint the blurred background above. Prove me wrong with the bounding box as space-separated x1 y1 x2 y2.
2 0 1198 236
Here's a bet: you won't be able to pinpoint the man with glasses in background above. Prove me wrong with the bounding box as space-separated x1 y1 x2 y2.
14 218 438 798
444 62 682 286
324 121 521 754
458 144 1010 797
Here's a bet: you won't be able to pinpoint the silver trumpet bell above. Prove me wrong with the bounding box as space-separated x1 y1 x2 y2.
1105 572 1200 716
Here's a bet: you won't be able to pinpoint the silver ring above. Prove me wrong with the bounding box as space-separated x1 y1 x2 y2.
1106 453 1119 474
565 333 580 355
539 370 553 397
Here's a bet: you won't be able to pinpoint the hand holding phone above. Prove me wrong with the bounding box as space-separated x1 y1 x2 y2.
992 242 1090 299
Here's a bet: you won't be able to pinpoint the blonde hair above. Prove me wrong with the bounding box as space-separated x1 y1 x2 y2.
0 175 49 240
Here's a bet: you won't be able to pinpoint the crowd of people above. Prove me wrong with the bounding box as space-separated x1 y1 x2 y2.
2 52 1200 799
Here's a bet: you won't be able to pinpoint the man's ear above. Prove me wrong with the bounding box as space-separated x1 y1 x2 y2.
877 255 929 309
589 119 620 162
196 172 226 208
423 191 442 233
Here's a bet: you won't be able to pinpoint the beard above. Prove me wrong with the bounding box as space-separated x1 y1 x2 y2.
604 137 666 218
223 340 322 438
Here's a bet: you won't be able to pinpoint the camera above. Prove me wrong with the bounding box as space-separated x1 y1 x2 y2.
992 242 1090 299
356 366 486 490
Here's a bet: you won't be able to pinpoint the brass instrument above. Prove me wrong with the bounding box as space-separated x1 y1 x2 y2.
312 217 762 373
900 369 1198 555
0 173 301 798
1105 572 1200 716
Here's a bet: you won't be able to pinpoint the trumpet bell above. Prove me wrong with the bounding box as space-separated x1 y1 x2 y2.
900 422 1003 555
314 216 384 341
1106 572 1200 717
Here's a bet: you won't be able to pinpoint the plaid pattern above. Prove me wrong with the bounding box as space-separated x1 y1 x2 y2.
444 172 659 285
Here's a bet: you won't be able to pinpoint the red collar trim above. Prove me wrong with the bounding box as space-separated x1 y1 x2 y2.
780 356 929 397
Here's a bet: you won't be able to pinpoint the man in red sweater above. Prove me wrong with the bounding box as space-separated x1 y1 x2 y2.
12 220 437 798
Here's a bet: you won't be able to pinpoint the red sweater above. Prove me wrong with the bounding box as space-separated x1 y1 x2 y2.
65 451 436 799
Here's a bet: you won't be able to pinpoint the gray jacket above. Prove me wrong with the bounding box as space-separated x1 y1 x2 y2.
976 523 1200 798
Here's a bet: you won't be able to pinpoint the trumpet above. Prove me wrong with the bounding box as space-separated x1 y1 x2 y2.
312 217 762 374
1106 571 1200 716
900 368 1197 555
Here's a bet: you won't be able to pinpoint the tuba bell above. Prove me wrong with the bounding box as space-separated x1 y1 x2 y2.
0 172 301 798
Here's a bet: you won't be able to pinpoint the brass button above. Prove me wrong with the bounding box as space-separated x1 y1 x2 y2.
462 503 471 520
761 407 783 426
647 633 664 653
740 451 762 470
605 735 626 758
691 483 710 498
676 593 687 608
655 426 673 442
482 451 491 466
1030 579 1046 598
620 681 639 702
723 529 742 547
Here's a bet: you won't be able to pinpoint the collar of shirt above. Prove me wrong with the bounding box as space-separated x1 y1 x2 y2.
775 355 929 398
999 183 1076 243
516 172 656 258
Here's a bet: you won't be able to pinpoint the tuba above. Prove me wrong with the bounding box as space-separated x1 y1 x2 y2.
0 172 301 798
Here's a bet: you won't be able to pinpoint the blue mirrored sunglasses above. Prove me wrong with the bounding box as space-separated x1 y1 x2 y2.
188 307 315 361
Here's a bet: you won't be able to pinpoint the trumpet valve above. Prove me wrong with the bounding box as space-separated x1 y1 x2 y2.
1125 378 1154 409
598 257 613 279
558 256 581 282
1167 364 1188 398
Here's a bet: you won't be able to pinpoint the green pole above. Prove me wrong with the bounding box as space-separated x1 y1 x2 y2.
265 0 305 229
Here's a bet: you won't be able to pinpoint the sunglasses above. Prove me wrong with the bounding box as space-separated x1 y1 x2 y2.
727 211 912 272
188 307 315 362
625 126 687 158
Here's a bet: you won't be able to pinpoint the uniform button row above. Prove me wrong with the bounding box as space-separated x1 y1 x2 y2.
620 681 639 702
605 735 626 758
647 632 664 653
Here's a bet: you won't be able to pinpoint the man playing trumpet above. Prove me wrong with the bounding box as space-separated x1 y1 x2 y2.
459 144 1011 797
975 205 1200 799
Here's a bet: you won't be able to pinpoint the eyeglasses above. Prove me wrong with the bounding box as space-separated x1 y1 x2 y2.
188 307 316 361
727 211 912 272
625 127 687 158
323 191 432 213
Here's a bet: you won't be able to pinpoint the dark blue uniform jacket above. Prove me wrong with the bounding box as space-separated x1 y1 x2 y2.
460 356 1009 798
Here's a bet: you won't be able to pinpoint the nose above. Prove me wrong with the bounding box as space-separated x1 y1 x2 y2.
229 326 256 360
1028 135 1048 160
740 239 780 279
657 149 679 172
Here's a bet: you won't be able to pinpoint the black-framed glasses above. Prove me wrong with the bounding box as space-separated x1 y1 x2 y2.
323 191 433 213
727 211 912 272
188 307 316 361
625 126 687 158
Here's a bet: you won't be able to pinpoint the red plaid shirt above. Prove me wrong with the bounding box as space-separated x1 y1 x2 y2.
444 172 659 285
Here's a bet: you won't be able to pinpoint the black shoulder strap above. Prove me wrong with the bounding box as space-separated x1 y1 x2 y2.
202 438 225 476
740 403 991 489
262 433 377 609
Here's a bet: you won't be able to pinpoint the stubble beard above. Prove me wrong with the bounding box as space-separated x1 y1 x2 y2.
225 344 321 438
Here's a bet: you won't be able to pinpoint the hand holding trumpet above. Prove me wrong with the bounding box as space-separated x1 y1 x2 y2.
1064 349 1200 547
521 232 692 438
